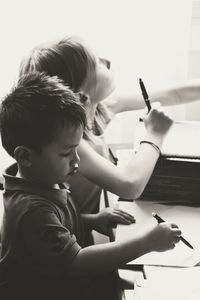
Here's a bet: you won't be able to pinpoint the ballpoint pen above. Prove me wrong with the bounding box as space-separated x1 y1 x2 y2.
152 212 194 250
139 78 151 112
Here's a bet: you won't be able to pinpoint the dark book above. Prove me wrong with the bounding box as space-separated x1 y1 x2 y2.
135 121 200 205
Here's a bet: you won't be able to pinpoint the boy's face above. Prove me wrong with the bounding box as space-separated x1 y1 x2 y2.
30 123 83 187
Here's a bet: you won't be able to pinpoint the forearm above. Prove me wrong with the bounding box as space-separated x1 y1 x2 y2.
103 93 144 113
69 231 151 277
120 139 160 199
81 213 96 230
104 79 200 114
151 80 200 106
78 137 162 199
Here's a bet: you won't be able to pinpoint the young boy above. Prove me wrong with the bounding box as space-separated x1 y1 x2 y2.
0 72 181 300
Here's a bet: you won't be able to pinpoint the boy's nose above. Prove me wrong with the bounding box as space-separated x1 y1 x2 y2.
71 150 80 166
69 152 80 176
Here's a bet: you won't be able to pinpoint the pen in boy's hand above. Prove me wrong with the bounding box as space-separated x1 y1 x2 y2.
139 78 151 112
152 212 194 250
152 212 164 223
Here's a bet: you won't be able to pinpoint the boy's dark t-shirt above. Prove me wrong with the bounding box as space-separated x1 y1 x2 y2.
0 163 86 299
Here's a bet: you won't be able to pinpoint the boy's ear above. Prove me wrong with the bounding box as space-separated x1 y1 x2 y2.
14 146 32 167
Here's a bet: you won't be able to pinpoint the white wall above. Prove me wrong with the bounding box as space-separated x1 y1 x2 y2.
0 0 193 172
186 0 200 120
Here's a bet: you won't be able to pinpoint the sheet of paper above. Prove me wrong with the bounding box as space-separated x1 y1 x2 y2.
134 121 200 158
116 200 200 266
135 266 200 300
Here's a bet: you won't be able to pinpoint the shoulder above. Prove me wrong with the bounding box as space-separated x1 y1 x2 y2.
4 190 62 223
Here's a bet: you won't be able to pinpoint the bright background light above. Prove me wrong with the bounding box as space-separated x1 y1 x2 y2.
0 0 194 171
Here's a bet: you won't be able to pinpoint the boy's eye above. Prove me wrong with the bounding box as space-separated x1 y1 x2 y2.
60 152 71 157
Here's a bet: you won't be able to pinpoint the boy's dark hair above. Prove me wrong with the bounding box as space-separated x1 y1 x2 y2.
0 72 87 157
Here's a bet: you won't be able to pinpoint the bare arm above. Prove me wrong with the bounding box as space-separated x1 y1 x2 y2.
103 79 200 114
69 222 181 277
81 208 135 235
21 208 181 279
78 139 159 199
78 106 173 199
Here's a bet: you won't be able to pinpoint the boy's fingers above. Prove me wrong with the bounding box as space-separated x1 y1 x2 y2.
111 213 134 225
171 223 178 228
114 209 136 222
170 243 176 249
114 209 135 218
173 236 181 243
173 229 182 236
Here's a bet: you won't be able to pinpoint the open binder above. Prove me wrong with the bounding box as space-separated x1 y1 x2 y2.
134 121 200 204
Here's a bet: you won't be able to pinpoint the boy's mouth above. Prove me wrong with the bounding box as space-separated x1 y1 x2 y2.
68 164 79 176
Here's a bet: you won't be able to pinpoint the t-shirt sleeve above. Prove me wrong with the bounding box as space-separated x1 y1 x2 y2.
20 205 81 278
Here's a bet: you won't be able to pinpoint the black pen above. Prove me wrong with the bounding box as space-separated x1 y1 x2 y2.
152 212 194 250
139 78 151 112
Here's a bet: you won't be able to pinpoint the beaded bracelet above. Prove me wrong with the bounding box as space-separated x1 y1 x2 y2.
140 140 161 156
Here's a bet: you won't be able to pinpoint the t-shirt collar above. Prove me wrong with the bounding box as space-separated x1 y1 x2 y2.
3 163 70 207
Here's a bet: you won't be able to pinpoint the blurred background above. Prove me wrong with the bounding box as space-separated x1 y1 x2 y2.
0 0 200 172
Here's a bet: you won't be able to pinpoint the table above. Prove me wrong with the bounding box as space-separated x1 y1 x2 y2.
105 121 200 299
116 199 200 299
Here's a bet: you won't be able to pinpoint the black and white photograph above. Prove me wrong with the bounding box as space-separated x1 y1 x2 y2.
0 0 200 299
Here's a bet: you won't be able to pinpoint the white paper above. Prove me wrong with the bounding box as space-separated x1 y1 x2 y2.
116 200 200 267
134 121 200 158
136 266 200 300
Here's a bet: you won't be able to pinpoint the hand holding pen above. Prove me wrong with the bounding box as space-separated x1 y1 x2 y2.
138 78 173 138
147 215 182 252
152 212 194 250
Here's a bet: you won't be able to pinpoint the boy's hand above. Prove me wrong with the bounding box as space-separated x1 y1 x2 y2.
92 207 135 236
147 222 181 252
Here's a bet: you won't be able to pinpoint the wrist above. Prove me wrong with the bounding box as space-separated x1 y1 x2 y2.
140 141 161 156
144 131 164 148
142 229 155 253
81 213 96 229
134 232 154 256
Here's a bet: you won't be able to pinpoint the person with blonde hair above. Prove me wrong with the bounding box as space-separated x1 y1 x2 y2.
0 72 181 299
19 36 179 245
